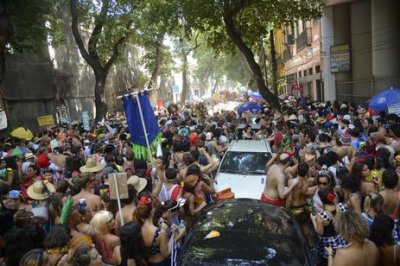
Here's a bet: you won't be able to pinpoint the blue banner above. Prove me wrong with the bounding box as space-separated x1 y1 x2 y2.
122 92 160 147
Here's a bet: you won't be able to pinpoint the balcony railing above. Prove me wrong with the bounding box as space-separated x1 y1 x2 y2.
296 28 312 52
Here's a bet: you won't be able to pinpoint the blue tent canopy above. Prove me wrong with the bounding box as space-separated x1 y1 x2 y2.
236 101 261 114
369 88 400 112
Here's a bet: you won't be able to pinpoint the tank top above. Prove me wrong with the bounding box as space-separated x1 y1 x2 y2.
159 183 179 202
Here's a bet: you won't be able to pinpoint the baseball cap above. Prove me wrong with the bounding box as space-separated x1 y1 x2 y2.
292 134 300 141
6 190 20 199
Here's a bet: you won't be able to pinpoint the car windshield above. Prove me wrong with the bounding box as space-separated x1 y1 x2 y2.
219 151 271 174
180 201 308 265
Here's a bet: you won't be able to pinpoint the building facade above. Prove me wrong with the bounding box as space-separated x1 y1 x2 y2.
278 0 400 103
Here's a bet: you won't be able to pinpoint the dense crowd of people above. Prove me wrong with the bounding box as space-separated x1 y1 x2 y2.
0 95 399 266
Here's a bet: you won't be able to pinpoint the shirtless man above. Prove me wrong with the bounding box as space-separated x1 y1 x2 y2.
261 153 299 207
122 150 135 173
287 163 317 240
72 173 104 212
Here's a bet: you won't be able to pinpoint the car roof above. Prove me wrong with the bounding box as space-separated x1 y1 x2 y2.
227 139 271 153
236 123 261 129
179 199 311 265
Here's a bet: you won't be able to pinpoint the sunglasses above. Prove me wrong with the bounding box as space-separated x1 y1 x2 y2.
318 181 329 185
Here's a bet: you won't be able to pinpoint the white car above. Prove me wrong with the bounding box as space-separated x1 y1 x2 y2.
214 139 272 199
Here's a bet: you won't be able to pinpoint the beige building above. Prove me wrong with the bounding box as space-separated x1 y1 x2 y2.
283 19 323 100
280 0 400 103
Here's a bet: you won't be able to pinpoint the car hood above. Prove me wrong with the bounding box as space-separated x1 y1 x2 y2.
214 172 265 199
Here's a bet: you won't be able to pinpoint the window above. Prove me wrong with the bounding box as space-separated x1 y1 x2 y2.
298 71 302 78
302 20 307 31
316 65 321 73
219 151 271 175
303 70 307 77
308 68 313 75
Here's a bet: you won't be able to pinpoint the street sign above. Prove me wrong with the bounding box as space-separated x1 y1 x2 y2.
330 44 351 73
0 111 7 130
388 103 400 115
108 173 129 200
82 111 90 131
37 115 55 127
172 85 180 94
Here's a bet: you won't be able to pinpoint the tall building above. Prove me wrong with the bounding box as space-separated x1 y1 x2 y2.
277 0 400 103
321 0 400 104
278 19 323 100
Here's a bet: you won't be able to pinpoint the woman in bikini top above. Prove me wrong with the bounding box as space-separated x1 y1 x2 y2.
135 196 170 266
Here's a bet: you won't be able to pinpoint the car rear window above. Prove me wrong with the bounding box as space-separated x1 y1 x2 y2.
219 151 271 174
180 201 308 265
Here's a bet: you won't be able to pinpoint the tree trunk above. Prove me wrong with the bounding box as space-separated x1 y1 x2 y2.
94 71 108 122
180 52 189 105
147 35 164 92
223 15 280 110
259 39 268 88
270 30 278 96
213 77 219 93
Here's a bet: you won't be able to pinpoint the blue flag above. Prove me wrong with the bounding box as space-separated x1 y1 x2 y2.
122 92 160 147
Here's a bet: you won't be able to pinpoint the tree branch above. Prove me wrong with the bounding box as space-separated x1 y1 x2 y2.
223 11 280 109
70 0 98 69
147 33 164 90
104 19 133 71
88 0 110 58
224 0 248 17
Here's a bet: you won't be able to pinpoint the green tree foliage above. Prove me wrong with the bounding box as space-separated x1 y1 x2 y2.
0 0 62 83
156 0 323 109
193 45 252 88
134 3 171 89
69 0 139 121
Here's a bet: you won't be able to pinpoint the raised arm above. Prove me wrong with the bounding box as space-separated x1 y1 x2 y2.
278 174 299 199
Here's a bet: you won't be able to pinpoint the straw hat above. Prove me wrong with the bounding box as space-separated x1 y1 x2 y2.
287 114 298 121
273 113 282 120
24 153 34 160
97 133 106 141
127 175 147 194
304 154 316 162
80 158 104 173
27 181 55 200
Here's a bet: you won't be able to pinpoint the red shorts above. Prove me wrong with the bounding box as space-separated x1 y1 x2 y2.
261 193 285 207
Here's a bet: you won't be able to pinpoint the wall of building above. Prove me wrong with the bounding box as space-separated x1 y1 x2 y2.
350 1 372 102
321 6 336 102
320 0 400 104
1 54 56 131
283 19 322 100
371 0 400 92
50 10 147 122
332 3 352 103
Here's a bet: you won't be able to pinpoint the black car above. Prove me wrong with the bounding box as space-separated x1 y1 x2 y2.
178 199 314 266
